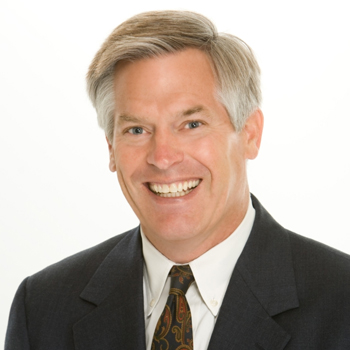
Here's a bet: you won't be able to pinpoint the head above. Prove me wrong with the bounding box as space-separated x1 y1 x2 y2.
87 10 261 142
87 11 263 262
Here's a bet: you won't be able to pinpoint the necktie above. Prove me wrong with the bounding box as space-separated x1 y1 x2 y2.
151 265 195 350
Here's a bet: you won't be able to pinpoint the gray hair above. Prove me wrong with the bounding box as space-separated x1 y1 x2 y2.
87 10 261 141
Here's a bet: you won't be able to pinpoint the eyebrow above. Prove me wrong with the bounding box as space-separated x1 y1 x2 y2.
179 106 206 118
116 105 208 125
116 114 143 126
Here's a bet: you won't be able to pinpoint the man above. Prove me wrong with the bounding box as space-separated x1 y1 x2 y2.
6 10 350 350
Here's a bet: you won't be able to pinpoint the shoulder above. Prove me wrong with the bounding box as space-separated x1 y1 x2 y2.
251 194 350 272
6 227 141 349
287 230 350 288
25 227 139 294
250 194 350 292
288 229 350 265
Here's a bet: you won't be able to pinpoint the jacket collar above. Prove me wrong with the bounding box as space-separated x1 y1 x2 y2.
73 227 146 350
208 195 299 350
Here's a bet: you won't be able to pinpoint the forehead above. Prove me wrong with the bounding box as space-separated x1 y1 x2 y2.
113 48 219 114
114 47 216 77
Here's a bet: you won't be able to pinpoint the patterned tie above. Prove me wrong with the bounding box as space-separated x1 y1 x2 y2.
151 265 195 350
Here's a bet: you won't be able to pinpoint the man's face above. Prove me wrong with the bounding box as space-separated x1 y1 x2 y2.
108 48 262 260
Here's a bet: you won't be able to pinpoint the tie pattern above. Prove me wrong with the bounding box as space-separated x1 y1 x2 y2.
152 265 195 350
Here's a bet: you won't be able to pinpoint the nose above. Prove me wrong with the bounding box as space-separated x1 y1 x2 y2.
147 131 184 170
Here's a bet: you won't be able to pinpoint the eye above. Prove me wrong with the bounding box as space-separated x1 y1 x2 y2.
127 127 144 135
186 121 202 129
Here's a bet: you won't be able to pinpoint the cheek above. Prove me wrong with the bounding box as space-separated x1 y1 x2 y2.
114 142 139 171
193 135 235 171
191 135 221 159
206 139 246 191
113 151 135 187
114 145 149 190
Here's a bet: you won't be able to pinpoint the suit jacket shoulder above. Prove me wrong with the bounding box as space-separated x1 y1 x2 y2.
5 227 146 350
24 230 129 294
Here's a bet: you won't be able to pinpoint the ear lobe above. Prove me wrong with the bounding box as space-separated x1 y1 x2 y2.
106 136 117 172
244 109 264 160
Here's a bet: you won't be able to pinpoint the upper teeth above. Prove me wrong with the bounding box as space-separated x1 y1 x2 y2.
149 180 200 194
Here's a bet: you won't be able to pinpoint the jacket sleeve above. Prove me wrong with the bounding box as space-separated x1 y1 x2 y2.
5 278 31 350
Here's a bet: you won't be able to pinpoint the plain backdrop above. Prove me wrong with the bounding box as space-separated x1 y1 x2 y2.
1 0 350 344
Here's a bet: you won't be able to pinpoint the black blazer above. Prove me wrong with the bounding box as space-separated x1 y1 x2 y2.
5 196 350 349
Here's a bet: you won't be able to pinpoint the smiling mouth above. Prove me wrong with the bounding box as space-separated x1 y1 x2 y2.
148 179 201 197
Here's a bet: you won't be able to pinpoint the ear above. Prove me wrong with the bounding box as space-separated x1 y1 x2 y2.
243 109 264 160
106 136 117 172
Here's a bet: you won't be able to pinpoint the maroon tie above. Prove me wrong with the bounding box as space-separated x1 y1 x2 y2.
151 265 195 350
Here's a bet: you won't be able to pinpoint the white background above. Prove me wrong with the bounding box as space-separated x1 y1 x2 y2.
1 0 350 344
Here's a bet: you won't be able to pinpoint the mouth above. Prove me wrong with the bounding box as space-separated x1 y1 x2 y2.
148 179 201 197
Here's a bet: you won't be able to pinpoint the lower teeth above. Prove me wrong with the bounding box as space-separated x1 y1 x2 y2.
158 189 193 197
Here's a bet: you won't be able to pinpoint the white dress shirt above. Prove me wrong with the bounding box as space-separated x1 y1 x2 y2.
141 199 255 350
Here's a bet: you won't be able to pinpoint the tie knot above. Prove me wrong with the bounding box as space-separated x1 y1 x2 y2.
169 265 194 296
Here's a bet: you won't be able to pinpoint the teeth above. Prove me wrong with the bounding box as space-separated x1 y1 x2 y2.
159 189 193 197
149 179 200 196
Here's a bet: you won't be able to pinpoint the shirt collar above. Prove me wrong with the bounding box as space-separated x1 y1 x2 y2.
141 231 174 317
141 198 255 317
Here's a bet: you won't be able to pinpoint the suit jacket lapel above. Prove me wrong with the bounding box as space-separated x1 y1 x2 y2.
208 195 299 350
73 227 146 350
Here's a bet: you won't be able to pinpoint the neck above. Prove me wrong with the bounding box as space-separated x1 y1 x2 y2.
143 200 249 263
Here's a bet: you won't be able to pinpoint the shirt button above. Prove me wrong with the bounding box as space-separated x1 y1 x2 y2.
150 299 155 307
210 300 218 307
